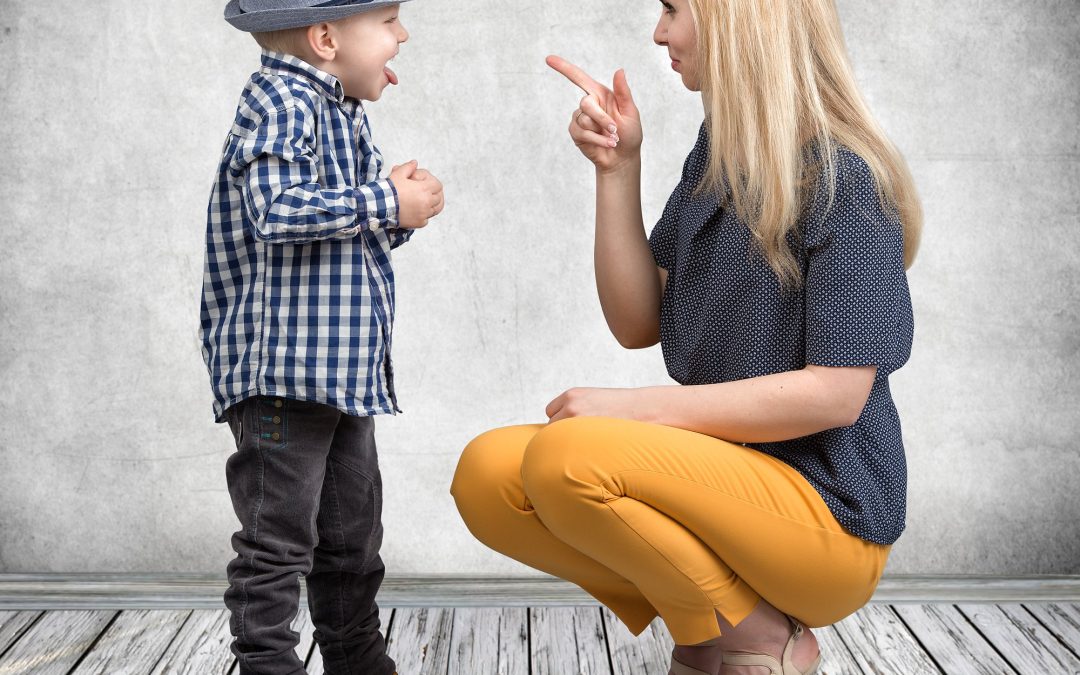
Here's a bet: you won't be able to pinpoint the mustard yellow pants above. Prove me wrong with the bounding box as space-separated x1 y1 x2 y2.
449 416 891 645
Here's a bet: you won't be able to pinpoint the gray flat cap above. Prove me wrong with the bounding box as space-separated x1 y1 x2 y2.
225 0 412 33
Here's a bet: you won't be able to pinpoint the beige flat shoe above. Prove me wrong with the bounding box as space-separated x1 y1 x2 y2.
720 614 821 675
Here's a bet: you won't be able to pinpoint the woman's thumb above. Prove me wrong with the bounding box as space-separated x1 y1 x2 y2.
613 69 636 111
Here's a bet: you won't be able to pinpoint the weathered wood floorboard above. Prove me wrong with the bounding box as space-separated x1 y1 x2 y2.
602 609 672 675
893 603 1016 675
815 624 865 675
957 603 1080 675
446 607 528 675
530 606 611 675
0 603 1078 674
1020 602 1080 663
385 607 454 675
148 609 233 675
0 612 42 658
831 604 940 674
71 609 191 675
0 610 116 675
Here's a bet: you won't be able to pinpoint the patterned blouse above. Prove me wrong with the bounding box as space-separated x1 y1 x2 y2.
648 121 914 545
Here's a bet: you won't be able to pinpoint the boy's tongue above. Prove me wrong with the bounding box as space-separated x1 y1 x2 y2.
384 65 398 85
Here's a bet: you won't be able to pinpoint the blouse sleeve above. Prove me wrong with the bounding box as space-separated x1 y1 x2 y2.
648 123 711 272
648 200 679 272
803 149 914 376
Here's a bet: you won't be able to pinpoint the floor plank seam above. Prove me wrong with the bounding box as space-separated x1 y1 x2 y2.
955 603 1019 674
149 609 195 674
0 611 43 664
1023 602 1080 662
887 603 944 674
68 610 121 674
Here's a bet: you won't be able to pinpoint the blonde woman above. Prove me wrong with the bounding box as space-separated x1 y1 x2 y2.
451 0 921 672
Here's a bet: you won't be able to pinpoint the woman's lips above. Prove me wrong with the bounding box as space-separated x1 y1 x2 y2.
671 60 681 72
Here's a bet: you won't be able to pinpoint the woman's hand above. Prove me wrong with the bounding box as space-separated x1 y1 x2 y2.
546 55 643 174
545 387 649 423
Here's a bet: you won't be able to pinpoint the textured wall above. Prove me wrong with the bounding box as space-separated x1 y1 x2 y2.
0 0 1077 577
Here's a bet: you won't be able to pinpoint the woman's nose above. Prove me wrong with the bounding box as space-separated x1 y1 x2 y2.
653 22 666 46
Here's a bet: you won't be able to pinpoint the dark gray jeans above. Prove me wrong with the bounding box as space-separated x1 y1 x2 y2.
223 395 395 675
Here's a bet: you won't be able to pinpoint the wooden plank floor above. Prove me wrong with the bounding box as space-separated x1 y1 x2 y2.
1 603 1079 674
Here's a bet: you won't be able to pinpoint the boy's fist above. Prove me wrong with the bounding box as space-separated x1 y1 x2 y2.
389 160 444 229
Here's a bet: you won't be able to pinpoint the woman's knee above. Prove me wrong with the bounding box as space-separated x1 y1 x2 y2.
520 416 608 502
450 424 541 511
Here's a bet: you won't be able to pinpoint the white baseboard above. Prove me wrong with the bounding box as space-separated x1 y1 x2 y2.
1 574 1078 610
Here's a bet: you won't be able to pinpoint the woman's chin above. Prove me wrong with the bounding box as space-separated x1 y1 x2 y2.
677 73 700 92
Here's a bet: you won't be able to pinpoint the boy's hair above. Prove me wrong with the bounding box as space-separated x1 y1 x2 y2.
251 27 308 55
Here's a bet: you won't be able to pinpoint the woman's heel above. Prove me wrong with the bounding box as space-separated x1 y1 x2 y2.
720 614 821 675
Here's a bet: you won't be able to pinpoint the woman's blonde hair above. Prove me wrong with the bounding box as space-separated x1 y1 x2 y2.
685 0 922 287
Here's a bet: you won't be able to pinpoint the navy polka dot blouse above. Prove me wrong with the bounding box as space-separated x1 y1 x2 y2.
648 121 914 545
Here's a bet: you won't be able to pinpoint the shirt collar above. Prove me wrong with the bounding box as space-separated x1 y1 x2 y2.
259 49 348 105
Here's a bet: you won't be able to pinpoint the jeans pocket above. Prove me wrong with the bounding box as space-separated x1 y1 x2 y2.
254 396 288 451
364 472 383 572
225 406 244 446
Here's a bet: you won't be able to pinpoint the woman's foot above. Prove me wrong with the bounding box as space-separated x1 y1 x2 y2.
713 602 820 675
669 641 724 674
719 621 819 674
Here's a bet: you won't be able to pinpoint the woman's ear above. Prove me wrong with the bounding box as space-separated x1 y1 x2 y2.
306 22 337 60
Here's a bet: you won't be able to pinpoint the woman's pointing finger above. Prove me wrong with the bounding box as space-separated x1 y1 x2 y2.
546 54 607 96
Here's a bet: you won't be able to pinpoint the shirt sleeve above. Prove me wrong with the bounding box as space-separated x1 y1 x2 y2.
387 227 414 250
648 202 678 272
803 150 914 374
648 122 713 272
649 159 696 271
232 101 399 244
380 178 414 249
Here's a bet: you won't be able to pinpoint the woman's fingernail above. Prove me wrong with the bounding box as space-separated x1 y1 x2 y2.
608 138 618 147
608 124 617 134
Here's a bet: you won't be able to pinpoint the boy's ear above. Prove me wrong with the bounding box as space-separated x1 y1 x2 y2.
306 22 337 60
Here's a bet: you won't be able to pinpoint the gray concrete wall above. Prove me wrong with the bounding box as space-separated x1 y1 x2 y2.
0 0 1077 576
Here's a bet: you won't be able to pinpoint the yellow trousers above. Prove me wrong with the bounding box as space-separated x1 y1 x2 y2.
449 416 890 645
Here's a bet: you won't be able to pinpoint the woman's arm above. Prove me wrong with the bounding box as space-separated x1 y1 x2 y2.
545 56 665 348
593 159 666 349
547 364 877 443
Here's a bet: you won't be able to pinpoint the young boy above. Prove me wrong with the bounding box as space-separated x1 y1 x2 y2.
199 1 442 673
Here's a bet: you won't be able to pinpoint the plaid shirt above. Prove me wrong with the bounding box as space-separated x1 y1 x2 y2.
199 50 413 423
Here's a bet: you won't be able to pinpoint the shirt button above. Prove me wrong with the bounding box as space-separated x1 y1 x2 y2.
271 432 281 441
274 400 283 408
272 416 281 424
368 217 381 230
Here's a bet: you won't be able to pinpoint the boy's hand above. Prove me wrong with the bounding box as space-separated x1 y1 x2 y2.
389 160 444 229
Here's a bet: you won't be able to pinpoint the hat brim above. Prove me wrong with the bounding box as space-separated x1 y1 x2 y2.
224 0 411 33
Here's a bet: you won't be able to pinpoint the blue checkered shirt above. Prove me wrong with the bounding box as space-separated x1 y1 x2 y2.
199 50 413 423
